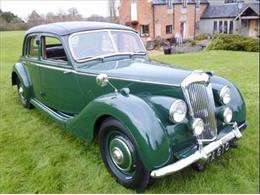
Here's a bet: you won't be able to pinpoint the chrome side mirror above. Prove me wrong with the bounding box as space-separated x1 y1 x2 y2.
96 73 108 87
96 73 118 93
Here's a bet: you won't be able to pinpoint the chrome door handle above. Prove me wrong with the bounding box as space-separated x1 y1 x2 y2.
63 70 75 74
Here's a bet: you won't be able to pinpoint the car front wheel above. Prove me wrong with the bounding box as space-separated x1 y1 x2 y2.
98 117 150 191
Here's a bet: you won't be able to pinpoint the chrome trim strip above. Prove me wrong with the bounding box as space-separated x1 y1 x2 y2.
150 122 244 178
30 98 71 121
32 63 179 87
34 63 77 73
77 71 180 87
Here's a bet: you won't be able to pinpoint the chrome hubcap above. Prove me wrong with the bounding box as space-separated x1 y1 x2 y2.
19 86 23 94
18 85 26 105
112 147 124 165
109 137 133 172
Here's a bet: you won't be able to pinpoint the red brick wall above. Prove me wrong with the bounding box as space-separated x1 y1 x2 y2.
154 5 174 39
173 4 198 39
119 0 209 41
119 0 154 43
136 0 154 42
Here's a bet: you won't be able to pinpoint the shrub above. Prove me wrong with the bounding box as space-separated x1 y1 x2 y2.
190 40 196 47
195 33 208 41
185 39 196 46
207 34 259 52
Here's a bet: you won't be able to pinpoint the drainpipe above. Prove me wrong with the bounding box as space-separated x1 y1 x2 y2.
173 4 175 38
152 4 155 40
194 3 196 39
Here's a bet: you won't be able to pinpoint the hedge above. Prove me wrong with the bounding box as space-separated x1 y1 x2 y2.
206 34 259 52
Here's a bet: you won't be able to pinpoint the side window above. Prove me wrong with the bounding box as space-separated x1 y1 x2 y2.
41 36 68 63
26 36 38 58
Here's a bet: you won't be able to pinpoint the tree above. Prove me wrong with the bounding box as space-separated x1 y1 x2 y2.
68 7 79 17
86 14 107 22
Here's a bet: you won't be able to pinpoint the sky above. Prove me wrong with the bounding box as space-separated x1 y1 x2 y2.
0 0 118 20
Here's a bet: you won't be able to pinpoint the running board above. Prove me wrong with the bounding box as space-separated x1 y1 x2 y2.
30 99 72 125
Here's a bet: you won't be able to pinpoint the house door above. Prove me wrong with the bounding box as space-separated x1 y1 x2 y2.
180 22 185 38
155 24 161 37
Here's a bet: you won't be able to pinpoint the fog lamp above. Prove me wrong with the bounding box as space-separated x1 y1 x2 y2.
223 107 233 123
192 118 204 136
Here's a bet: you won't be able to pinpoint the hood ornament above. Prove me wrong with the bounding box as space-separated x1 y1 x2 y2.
181 70 211 88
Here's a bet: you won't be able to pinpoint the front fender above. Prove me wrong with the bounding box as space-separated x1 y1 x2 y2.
66 93 172 170
11 62 32 100
211 75 246 125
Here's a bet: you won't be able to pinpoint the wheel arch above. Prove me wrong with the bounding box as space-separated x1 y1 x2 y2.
93 114 114 140
12 63 31 87
11 71 18 85
11 63 32 99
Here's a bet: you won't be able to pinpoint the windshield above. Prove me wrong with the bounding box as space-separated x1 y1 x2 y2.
69 30 146 62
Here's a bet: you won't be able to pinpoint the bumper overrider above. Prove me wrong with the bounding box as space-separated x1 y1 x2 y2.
150 122 247 178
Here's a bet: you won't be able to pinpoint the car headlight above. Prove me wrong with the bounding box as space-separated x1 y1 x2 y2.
192 118 204 136
220 85 231 104
169 100 187 123
223 107 233 123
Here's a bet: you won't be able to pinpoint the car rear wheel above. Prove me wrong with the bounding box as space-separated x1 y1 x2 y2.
17 79 32 109
98 117 150 191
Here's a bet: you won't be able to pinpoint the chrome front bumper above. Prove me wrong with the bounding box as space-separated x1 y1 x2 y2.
150 122 246 178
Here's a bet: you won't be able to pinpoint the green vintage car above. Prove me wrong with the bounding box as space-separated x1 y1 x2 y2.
11 22 247 190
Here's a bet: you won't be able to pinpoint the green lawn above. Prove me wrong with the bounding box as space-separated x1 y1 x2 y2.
0 31 259 193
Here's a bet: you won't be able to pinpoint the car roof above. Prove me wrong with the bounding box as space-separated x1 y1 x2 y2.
25 21 136 36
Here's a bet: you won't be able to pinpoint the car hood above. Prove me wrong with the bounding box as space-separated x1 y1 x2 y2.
77 58 192 86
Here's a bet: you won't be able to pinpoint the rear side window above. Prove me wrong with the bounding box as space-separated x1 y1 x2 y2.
26 36 38 58
41 36 67 63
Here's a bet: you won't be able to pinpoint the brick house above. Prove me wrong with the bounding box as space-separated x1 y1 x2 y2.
119 0 209 43
119 0 259 44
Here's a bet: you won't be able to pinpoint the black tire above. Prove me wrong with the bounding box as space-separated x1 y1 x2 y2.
98 117 150 191
17 78 32 109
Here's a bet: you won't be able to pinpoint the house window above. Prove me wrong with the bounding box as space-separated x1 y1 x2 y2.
213 21 218 33
242 20 249 28
219 21 223 33
140 25 149 37
225 0 237 3
167 0 173 9
166 25 173 34
229 21 233 34
183 0 187 8
224 21 228 33
196 0 200 8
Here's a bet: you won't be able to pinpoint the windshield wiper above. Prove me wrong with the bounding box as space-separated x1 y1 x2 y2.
133 51 147 55
77 52 147 68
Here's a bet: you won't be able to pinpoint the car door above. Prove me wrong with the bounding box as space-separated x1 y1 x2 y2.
38 34 85 114
23 34 42 100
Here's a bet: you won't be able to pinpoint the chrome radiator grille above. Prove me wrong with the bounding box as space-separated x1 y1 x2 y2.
181 72 217 141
